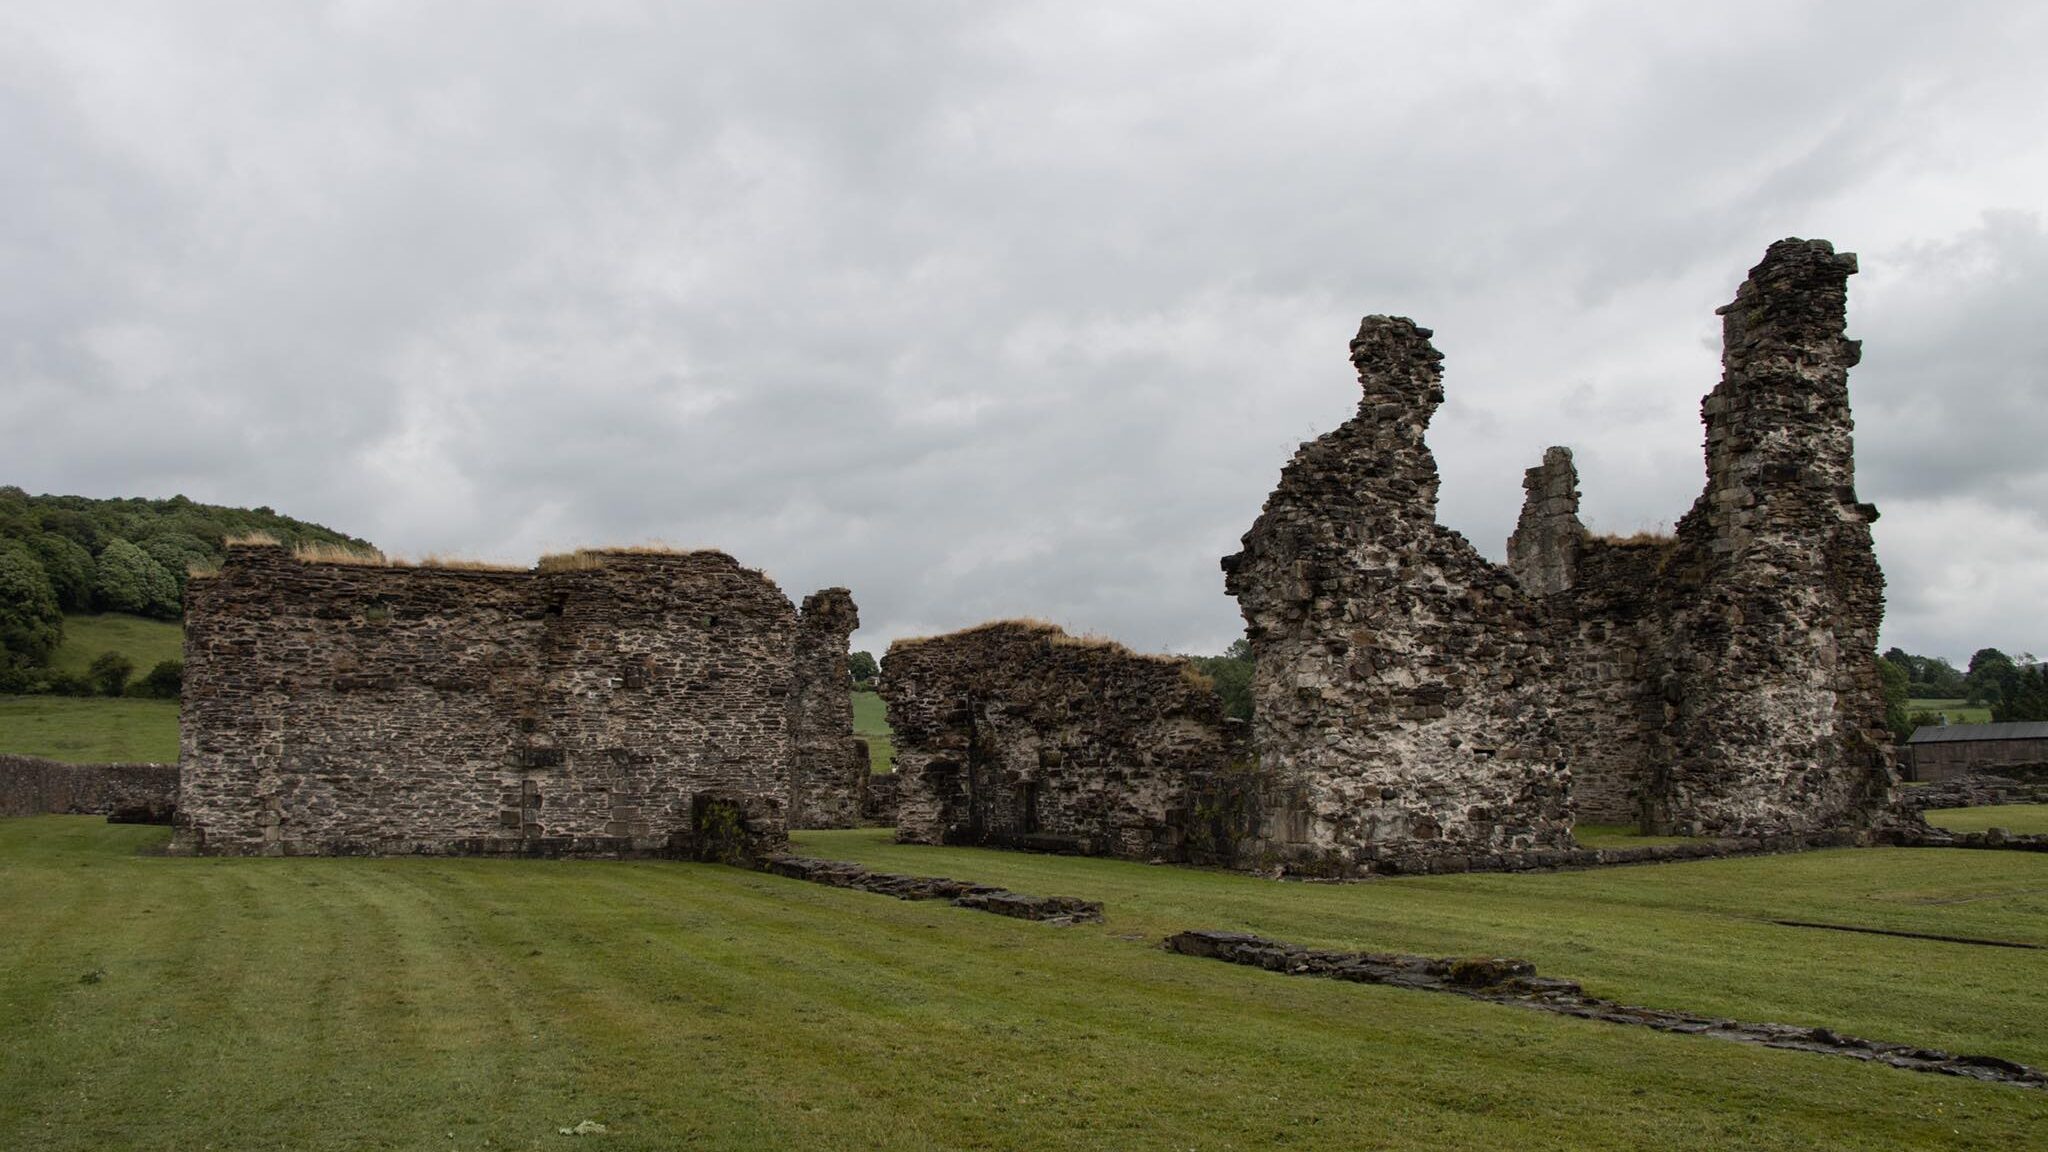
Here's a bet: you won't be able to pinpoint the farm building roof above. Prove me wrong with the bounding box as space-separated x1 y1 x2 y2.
1906 721 2048 744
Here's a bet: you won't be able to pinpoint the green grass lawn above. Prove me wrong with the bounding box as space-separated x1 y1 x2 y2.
852 688 895 773
0 696 180 762
48 613 184 680
1924 804 2048 836
2 819 2043 1150
1909 697 1994 725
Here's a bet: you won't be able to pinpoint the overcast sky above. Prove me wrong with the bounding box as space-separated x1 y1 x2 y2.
4 2 2045 664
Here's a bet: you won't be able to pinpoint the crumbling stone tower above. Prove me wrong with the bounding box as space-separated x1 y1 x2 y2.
1223 318 1572 874
1508 238 1895 834
790 588 867 829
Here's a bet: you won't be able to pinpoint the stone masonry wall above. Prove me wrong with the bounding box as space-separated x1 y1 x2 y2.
1222 318 1573 874
883 621 1241 862
0 754 179 823
790 588 865 829
175 542 801 856
1507 239 1894 835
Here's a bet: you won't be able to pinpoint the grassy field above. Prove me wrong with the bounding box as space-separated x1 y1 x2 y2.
853 688 895 773
2 819 2043 1150
1909 698 1995 725
47 613 185 680
0 696 180 762
1925 804 2048 836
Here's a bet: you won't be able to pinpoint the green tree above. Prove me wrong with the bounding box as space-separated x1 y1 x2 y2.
1993 664 2048 723
93 538 181 617
1189 638 1254 722
137 658 184 699
88 650 136 697
847 650 879 685
28 533 96 611
1964 648 2020 709
1875 656 1911 741
0 541 63 672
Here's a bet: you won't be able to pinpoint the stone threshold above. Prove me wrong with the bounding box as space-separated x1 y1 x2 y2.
754 854 1105 925
1163 929 2046 1090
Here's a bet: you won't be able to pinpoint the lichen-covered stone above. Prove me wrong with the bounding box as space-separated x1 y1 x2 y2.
1223 317 1572 874
882 620 1245 862
174 543 806 857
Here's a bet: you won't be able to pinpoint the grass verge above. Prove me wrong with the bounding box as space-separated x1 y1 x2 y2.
3 818 2042 1150
0 696 180 762
852 689 895 773
1925 805 2048 836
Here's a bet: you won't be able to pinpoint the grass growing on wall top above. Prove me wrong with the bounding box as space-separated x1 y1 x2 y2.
2 817 2043 1150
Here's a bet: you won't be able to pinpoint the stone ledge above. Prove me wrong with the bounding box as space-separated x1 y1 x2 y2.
758 854 1105 924
1163 929 2046 1090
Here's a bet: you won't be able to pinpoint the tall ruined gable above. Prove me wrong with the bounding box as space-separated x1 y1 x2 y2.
1656 238 1892 833
790 587 866 829
1510 238 1894 834
175 541 799 856
1222 317 1571 875
882 621 1237 861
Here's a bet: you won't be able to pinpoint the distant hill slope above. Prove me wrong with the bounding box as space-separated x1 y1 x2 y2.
0 487 372 687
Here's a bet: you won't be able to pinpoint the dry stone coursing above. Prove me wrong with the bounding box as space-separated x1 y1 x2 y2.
1222 317 1572 875
883 621 1249 862
1509 239 1895 836
0 754 179 824
790 588 866 830
175 541 827 857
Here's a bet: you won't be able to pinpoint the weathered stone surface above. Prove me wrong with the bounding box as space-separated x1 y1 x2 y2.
1900 772 2048 813
790 588 865 830
174 542 807 857
759 853 1104 923
1164 929 2048 1089
882 620 1249 863
1222 317 1571 875
859 758 900 826
1224 239 1893 869
0 755 179 824
1513 239 1895 835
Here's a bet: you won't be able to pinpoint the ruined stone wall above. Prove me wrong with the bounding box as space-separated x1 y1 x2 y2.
0 755 179 823
789 588 865 829
1506 239 1893 835
883 621 1240 861
1222 318 1573 874
176 541 799 856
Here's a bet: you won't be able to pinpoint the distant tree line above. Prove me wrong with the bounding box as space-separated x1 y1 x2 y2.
1187 638 1253 722
1880 645 2048 737
0 487 370 694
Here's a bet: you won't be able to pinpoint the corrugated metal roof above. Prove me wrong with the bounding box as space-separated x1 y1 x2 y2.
1906 720 2048 744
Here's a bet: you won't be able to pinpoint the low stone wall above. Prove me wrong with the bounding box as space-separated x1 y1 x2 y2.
759 854 1104 924
1163 930 2045 1089
1899 774 2048 813
883 620 1242 863
1325 828 1883 878
0 755 178 824
860 766 899 826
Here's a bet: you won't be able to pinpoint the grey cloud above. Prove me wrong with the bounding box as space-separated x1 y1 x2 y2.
3 1 2045 665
